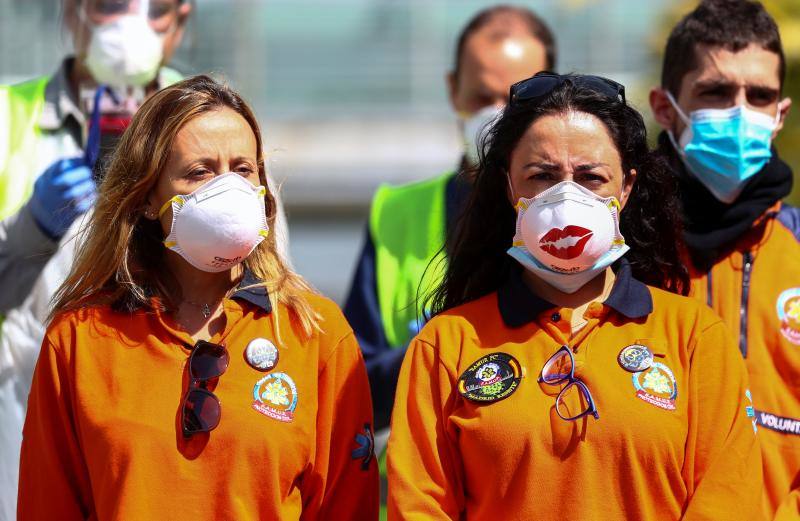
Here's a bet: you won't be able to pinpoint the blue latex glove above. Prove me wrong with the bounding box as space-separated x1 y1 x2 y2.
28 158 97 239
29 85 105 239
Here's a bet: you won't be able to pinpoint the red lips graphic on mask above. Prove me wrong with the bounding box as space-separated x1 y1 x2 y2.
539 225 594 260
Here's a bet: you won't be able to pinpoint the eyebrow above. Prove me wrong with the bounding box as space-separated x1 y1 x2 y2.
524 161 560 171
230 156 258 164
694 79 778 93
183 156 257 165
523 162 608 171
694 79 735 90
574 163 608 171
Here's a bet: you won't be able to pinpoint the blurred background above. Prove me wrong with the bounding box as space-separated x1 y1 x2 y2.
2 0 798 303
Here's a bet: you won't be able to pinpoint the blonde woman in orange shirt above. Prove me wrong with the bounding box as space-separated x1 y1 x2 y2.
18 75 378 520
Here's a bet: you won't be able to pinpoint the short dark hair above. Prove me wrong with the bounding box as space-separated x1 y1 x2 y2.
661 0 785 96
426 76 690 315
453 5 556 79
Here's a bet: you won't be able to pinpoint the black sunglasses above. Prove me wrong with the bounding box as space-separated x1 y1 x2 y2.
510 72 626 106
182 340 230 437
538 345 599 421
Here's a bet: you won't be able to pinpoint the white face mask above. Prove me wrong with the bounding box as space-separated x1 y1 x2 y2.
159 173 270 273
507 181 629 293
83 11 164 87
460 104 503 166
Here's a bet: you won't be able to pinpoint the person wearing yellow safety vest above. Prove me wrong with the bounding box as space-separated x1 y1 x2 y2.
0 3 191 518
0 1 277 518
342 5 555 514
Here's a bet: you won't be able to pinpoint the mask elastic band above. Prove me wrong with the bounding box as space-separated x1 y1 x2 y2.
772 101 782 125
158 195 183 218
664 91 692 126
506 172 518 206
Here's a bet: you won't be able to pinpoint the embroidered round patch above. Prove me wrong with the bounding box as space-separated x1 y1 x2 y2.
252 372 297 422
617 344 654 373
776 288 800 345
245 338 279 371
632 362 677 410
457 352 522 403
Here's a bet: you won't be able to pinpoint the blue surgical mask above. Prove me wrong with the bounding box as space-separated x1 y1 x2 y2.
666 92 779 203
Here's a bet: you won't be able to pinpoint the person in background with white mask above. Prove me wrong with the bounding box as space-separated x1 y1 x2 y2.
649 2 798 518
387 72 761 520
0 1 290 516
0 0 190 300
17 75 378 520
344 8 553 516
344 4 555 434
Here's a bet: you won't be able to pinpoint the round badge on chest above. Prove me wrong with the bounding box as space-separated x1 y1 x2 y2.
457 352 522 403
245 338 279 371
618 344 654 373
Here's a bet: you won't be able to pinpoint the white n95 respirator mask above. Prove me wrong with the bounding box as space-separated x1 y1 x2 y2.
507 181 628 293
460 104 504 166
158 173 270 272
84 13 164 88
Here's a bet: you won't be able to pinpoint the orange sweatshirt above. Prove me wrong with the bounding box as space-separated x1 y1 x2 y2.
18 279 378 520
388 261 762 521
688 203 800 520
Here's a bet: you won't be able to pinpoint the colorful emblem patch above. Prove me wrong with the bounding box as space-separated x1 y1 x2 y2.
245 338 279 371
776 288 800 345
632 362 677 410
458 352 522 403
252 372 297 422
745 389 757 434
618 344 654 373
351 423 375 470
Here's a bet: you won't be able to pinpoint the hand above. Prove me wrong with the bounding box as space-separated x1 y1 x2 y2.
28 157 97 239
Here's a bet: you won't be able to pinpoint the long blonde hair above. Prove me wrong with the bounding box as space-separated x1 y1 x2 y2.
51 75 322 336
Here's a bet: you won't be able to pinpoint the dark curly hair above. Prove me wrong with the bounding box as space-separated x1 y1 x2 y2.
426 75 689 315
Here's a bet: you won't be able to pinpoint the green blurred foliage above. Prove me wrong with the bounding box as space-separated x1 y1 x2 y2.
653 0 800 203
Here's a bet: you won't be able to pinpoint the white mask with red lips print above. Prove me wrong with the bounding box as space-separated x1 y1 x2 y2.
507 181 629 293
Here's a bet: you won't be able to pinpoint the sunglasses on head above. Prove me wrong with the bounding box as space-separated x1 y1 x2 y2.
181 340 229 437
510 72 626 106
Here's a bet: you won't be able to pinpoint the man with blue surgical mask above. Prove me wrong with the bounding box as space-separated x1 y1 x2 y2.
649 1 797 519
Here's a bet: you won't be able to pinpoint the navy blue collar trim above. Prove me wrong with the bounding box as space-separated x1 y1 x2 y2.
603 260 653 319
498 258 653 328
230 269 272 313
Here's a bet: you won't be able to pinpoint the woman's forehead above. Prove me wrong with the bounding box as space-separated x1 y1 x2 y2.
171 109 258 157
513 111 619 165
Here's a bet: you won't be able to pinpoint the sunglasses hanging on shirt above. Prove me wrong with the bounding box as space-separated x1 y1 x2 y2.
181 340 229 437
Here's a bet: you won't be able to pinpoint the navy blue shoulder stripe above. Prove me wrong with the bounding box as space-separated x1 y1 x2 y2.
777 204 800 242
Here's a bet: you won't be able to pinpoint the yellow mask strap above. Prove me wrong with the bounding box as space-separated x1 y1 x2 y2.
158 195 184 218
